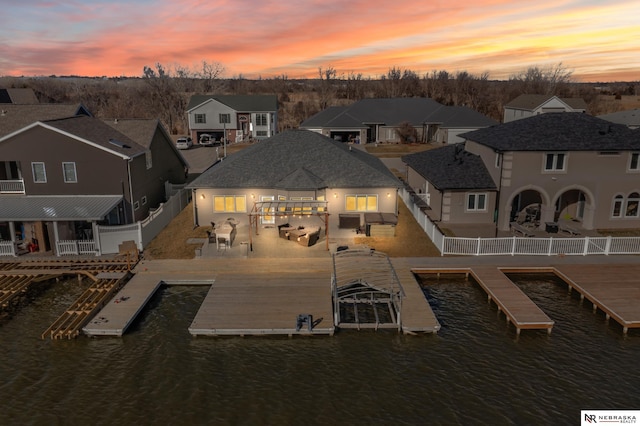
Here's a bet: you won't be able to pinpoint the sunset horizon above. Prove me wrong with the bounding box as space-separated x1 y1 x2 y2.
1 0 639 83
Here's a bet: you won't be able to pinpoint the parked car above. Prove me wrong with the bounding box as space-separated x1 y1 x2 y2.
176 137 193 150
199 134 215 147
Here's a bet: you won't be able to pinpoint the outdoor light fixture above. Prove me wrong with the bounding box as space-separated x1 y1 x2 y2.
251 193 255 199
387 192 391 197
200 194 205 199
334 193 338 198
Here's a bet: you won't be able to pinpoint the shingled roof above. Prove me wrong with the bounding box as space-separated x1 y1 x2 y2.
188 129 401 190
300 98 497 129
462 113 640 152
402 145 496 191
504 94 587 111
0 104 90 137
186 94 277 112
598 109 640 128
35 116 147 158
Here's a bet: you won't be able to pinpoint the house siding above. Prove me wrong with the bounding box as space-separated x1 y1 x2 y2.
1 126 130 198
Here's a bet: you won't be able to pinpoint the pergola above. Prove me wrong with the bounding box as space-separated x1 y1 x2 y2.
248 200 330 250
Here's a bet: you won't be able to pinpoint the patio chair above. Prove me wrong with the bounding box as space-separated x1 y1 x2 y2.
217 236 228 250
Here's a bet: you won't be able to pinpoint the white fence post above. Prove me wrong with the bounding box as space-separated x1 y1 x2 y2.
605 235 612 255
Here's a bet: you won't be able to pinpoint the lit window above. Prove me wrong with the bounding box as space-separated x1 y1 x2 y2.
62 162 77 183
467 193 487 211
31 162 46 183
345 195 378 212
213 195 246 212
544 153 566 171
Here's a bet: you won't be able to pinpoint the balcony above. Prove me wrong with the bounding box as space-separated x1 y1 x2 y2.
0 179 25 194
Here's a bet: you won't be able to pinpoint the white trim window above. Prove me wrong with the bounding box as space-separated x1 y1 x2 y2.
466 193 487 211
141 196 147 205
145 151 153 170
194 113 206 124
134 201 140 211
345 194 378 212
544 152 566 171
625 192 640 218
31 162 47 183
255 113 268 126
612 194 624 218
62 162 77 183
629 152 640 171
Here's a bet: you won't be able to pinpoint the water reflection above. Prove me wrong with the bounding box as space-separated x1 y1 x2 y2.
1 276 639 425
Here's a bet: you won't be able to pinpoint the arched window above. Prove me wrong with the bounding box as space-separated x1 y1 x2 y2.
612 194 624 218
625 192 640 218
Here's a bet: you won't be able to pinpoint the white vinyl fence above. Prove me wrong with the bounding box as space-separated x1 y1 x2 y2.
400 187 640 256
96 187 190 255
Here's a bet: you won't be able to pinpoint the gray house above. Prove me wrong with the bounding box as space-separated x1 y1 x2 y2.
0 116 188 254
598 109 640 130
186 94 278 144
188 129 402 244
404 113 640 235
300 98 497 144
503 94 587 123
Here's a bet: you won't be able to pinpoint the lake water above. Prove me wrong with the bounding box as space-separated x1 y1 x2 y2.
1 273 639 425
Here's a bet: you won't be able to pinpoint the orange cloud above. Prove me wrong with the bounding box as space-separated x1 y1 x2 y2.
1 0 639 81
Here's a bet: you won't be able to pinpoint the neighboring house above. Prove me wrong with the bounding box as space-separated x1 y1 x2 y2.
0 116 188 254
403 113 640 233
0 104 91 137
598 109 640 130
188 129 401 240
503 94 587 123
186 94 278 144
300 98 497 144
0 88 39 104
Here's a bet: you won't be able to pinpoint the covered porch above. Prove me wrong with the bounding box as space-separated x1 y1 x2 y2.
0 195 123 257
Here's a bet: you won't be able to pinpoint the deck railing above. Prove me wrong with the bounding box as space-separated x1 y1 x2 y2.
0 241 16 257
56 240 98 256
399 187 640 256
0 179 25 194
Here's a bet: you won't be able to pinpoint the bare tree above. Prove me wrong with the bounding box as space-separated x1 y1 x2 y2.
509 62 573 95
317 65 337 109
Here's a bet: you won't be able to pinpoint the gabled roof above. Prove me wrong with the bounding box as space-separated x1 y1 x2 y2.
103 118 189 167
598 109 640 128
462 113 640 151
300 98 497 129
3 115 148 159
0 104 91 137
402 145 496 191
186 94 278 112
188 129 401 190
0 88 39 104
504 94 587 111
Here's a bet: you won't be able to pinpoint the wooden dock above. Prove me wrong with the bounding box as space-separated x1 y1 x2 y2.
189 272 334 336
553 264 640 334
390 259 440 334
412 266 555 335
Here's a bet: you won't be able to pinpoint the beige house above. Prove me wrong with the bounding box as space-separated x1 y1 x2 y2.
188 130 402 244
404 113 640 234
503 94 587 123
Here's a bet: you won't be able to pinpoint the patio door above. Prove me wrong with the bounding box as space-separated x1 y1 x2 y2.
261 196 275 224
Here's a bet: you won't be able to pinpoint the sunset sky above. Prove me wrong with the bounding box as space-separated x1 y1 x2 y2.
1 0 639 82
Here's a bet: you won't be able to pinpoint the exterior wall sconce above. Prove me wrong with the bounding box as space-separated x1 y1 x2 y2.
251 193 255 199
334 193 338 198
387 192 391 197
200 194 205 199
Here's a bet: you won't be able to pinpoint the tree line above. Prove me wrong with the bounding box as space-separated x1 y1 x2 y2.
1 62 636 136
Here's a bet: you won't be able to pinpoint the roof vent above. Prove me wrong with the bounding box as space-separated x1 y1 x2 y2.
109 138 131 149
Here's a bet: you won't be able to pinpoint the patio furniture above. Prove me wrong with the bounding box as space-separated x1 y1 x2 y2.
545 222 559 233
215 223 236 247
217 236 228 250
510 222 535 237
559 222 580 236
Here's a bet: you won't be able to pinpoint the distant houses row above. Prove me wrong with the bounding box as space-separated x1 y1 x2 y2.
0 88 639 257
